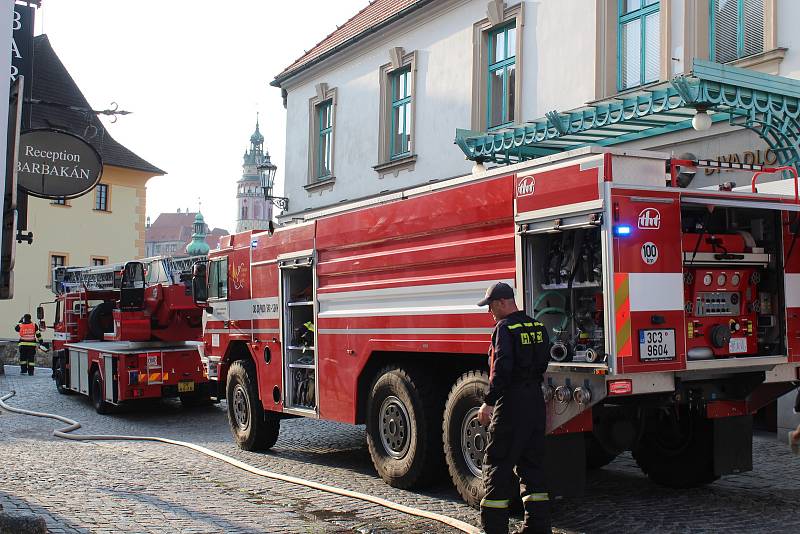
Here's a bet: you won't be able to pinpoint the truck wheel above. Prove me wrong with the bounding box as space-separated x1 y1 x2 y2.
632 409 718 488
90 369 113 414
226 359 279 451
443 370 489 508
366 365 444 489
585 432 617 470
53 353 72 395
54 368 72 395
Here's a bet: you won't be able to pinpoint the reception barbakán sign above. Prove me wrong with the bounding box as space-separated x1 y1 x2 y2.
17 129 103 199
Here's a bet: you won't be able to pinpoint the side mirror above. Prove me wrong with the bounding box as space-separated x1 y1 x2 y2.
192 261 209 306
36 306 44 320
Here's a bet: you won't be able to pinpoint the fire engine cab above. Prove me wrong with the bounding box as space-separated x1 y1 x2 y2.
42 256 209 413
191 148 800 504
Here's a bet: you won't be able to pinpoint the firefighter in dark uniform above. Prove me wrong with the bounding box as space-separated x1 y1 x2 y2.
16 314 43 376
476 282 551 534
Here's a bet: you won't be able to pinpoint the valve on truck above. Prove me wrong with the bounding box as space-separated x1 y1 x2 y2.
683 228 765 359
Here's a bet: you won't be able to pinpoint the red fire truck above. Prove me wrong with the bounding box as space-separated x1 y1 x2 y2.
190 148 800 504
42 256 209 413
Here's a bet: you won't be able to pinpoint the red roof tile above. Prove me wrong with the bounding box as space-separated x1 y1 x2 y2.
146 212 229 247
274 0 425 84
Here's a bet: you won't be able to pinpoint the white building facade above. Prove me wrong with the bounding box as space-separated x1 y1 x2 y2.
273 0 800 220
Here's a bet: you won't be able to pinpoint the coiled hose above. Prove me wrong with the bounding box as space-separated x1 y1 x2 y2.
0 390 479 534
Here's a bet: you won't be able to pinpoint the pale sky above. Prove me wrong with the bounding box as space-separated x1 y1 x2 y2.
34 0 368 233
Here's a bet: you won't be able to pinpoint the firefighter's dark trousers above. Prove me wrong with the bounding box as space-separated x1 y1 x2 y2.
19 345 36 375
481 384 550 534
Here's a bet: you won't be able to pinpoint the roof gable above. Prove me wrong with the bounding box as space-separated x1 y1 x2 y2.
31 35 165 175
273 0 427 85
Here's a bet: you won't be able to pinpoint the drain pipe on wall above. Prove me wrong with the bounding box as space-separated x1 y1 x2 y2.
0 391 479 534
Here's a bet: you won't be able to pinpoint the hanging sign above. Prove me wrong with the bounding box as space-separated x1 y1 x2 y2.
16 129 103 199
11 4 34 127
10 4 33 84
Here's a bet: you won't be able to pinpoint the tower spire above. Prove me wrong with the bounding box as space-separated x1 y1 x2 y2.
237 117 273 233
186 212 210 255
250 114 264 146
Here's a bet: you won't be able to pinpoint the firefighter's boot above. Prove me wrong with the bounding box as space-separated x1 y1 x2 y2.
480 504 510 534
515 493 551 534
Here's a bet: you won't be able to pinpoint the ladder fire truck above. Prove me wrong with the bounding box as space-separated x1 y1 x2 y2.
41 255 210 413
190 147 800 504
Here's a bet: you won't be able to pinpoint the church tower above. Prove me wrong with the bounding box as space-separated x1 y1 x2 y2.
186 212 210 255
236 116 272 233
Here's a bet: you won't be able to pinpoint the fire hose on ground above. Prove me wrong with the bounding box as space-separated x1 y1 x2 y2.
0 390 479 534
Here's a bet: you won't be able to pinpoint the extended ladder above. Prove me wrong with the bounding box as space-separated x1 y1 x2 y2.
52 255 206 295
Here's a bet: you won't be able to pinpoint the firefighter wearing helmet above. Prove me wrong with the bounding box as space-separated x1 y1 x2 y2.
477 282 551 534
15 313 43 376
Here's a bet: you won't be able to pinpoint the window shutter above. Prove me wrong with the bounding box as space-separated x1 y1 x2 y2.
643 11 660 83
620 18 641 90
713 0 739 63
742 0 764 58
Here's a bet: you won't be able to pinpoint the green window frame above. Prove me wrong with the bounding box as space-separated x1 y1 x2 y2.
316 99 333 180
487 23 516 130
617 0 660 91
709 0 763 64
389 67 412 159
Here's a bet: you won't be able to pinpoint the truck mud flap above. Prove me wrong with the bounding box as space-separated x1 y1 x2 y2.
545 433 585 498
713 415 752 477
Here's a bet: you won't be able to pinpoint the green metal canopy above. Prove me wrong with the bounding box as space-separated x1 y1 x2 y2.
455 59 800 170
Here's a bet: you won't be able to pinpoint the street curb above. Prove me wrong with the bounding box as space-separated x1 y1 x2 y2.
0 510 47 534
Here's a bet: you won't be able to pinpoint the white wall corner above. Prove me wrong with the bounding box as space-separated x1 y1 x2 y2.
487 0 506 26
314 82 329 101
390 47 405 70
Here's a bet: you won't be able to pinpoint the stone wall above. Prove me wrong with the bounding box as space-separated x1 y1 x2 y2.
0 340 52 373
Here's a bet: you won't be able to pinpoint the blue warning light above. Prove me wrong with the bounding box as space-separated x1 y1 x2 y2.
614 225 632 236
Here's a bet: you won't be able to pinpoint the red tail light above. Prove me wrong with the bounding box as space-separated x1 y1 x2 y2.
608 379 633 396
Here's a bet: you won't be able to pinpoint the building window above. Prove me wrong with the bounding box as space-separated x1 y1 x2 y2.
94 184 109 211
308 84 337 186
91 257 106 266
487 24 516 129
376 49 418 175
711 0 763 64
51 197 67 206
390 67 412 159
51 254 66 269
316 100 333 180
49 253 67 287
618 0 660 91
471 2 523 131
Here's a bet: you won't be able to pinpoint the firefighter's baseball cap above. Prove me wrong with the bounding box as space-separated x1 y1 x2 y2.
477 282 515 306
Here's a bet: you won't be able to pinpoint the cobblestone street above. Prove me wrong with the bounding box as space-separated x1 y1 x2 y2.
2 366 800 533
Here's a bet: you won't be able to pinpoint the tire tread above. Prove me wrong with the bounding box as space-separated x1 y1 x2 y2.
227 359 279 451
366 364 445 489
